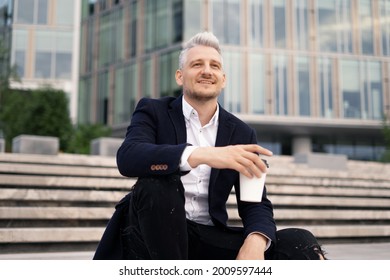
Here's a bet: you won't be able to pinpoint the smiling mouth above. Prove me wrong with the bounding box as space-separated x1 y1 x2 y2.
198 80 214 85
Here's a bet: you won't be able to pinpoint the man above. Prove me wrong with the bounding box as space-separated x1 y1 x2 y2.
94 31 325 260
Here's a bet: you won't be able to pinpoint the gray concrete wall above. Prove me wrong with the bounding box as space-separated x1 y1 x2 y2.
294 152 347 170
90 137 123 157
12 135 59 155
0 138 4 153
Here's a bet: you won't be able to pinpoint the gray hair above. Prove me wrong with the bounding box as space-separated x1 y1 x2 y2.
178 31 223 69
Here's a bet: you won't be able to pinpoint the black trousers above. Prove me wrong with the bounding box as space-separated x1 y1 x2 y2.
119 175 325 260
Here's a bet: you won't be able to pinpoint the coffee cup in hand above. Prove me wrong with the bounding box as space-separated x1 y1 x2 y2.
239 159 268 202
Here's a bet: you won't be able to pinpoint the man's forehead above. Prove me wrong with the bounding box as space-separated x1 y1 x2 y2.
186 45 222 62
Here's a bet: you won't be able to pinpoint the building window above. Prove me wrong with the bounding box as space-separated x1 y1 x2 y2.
34 30 72 79
358 0 374 55
12 29 28 78
78 77 92 124
159 50 181 98
219 51 242 113
97 71 109 124
248 0 264 48
144 0 183 52
363 61 383 120
55 0 74 26
184 0 202 41
211 0 241 45
293 0 309 50
273 0 287 48
318 57 334 118
379 0 390 56
341 60 361 118
127 0 138 57
35 51 51 78
14 50 25 77
114 63 138 125
296 56 311 116
248 53 265 114
317 0 352 53
15 0 48 25
340 60 383 120
142 58 153 98
273 54 288 115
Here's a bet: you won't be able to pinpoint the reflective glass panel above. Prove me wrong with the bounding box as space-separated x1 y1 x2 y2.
380 0 390 55
294 0 309 50
296 56 311 116
248 0 264 47
273 54 288 115
317 0 352 53
55 53 72 79
37 0 48 24
16 0 34 24
184 0 202 40
219 51 242 113
114 63 138 125
341 60 361 118
55 0 74 25
35 52 52 78
318 57 334 118
212 0 240 45
274 0 286 48
248 53 265 114
359 0 374 54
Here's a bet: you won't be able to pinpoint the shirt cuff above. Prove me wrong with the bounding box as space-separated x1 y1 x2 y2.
180 145 198 171
247 232 272 251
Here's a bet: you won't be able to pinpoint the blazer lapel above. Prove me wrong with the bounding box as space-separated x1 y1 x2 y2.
168 96 187 144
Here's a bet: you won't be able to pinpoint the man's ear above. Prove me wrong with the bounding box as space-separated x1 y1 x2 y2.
175 70 183 86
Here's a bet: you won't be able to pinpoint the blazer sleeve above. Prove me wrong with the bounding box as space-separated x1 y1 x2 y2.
236 129 276 242
116 98 188 178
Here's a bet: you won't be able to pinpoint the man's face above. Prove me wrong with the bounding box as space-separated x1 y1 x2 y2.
175 45 226 102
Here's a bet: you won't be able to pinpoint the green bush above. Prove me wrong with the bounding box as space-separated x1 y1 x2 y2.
0 87 73 152
65 124 111 154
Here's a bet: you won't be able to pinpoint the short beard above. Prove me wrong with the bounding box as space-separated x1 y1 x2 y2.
183 89 220 103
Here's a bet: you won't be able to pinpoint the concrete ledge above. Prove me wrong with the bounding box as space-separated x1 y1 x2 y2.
0 174 135 189
0 138 4 153
227 209 390 222
228 194 390 208
90 137 122 157
12 135 59 155
294 152 347 170
0 207 113 220
0 188 126 203
0 227 104 243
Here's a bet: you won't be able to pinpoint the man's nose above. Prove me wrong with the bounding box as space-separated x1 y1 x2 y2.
201 64 212 75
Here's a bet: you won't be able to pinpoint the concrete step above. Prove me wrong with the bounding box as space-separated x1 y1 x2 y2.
0 227 104 243
0 188 127 203
0 174 135 190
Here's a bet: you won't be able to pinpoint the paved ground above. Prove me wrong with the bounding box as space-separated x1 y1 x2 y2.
0 242 389 260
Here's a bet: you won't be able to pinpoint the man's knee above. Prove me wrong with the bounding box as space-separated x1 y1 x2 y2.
271 228 326 260
132 175 185 210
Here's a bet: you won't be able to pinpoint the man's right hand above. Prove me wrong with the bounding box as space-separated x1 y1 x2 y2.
187 144 272 178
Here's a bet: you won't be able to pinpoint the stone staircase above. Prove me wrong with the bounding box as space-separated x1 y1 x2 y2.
0 152 390 253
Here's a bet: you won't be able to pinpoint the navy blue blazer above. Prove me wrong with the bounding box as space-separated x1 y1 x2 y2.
116 95 276 241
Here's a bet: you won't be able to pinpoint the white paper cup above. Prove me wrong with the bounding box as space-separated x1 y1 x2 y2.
239 159 268 202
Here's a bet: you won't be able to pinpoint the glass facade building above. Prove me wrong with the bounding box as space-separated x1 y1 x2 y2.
1 0 81 123
80 0 390 161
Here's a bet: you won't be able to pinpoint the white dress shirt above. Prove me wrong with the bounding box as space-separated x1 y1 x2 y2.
179 97 219 225
179 98 272 250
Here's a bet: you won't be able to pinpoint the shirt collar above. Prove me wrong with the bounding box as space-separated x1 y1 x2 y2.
182 96 219 127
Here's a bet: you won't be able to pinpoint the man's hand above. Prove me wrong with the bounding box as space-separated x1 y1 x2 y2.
188 144 272 178
236 233 267 260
